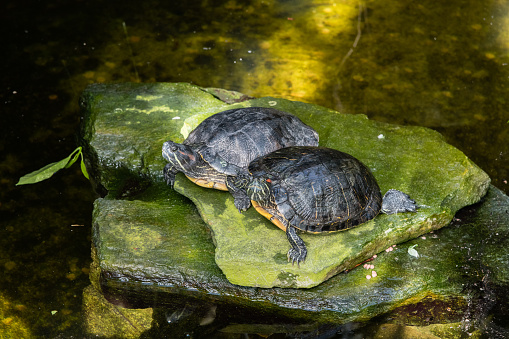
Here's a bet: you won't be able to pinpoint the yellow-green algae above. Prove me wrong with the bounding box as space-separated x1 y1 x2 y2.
372 322 482 339
83 285 152 338
0 293 33 338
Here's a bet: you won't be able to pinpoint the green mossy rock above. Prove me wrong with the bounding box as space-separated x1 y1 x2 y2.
80 82 490 289
83 285 153 338
87 185 509 328
80 82 489 288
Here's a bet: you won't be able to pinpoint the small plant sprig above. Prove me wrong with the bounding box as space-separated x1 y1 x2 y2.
16 147 89 185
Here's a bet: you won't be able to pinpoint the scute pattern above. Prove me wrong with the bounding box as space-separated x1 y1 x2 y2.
248 146 383 233
184 107 319 176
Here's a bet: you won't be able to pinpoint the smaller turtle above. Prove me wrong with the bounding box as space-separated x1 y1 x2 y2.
162 107 319 211
231 146 418 265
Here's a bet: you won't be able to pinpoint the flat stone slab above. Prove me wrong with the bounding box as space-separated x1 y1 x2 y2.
88 185 509 328
80 82 490 289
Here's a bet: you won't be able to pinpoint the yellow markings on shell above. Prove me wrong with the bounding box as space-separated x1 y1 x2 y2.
363 173 379 215
252 201 287 231
184 158 228 191
335 173 350 220
187 176 228 190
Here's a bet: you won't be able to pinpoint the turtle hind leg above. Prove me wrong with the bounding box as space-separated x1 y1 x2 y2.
163 163 178 188
286 226 307 266
381 189 418 214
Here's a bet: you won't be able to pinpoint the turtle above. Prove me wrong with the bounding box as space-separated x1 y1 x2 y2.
231 146 418 265
162 107 319 211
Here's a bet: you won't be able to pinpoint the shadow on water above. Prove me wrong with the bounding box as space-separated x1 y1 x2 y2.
1 0 508 337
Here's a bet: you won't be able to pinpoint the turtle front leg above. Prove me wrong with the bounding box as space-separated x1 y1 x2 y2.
163 163 178 188
226 175 251 212
286 226 307 266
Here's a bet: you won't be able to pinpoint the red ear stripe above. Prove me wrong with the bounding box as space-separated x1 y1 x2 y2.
179 150 195 161
266 179 272 183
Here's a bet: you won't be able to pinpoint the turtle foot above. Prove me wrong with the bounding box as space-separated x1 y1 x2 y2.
381 189 418 214
163 164 176 188
234 195 251 213
286 226 307 267
287 248 307 267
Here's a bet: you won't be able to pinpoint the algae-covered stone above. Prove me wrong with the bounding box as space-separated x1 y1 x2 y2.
79 82 230 195
89 185 509 327
83 285 152 338
78 84 509 325
91 186 224 286
80 82 490 289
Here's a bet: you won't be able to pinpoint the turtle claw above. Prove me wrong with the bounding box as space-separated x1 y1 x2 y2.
163 164 176 188
234 196 251 213
286 225 307 267
287 248 307 267
165 177 175 188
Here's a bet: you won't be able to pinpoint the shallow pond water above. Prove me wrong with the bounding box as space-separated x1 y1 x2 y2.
1 0 508 337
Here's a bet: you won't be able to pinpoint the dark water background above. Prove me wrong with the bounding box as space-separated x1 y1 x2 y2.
1 0 508 337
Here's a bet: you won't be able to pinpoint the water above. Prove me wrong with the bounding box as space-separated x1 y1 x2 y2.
1 0 508 337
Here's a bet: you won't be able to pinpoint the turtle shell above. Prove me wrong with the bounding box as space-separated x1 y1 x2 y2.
248 146 383 233
184 107 319 177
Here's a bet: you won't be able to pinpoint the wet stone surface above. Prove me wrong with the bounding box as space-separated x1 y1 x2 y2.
80 82 500 324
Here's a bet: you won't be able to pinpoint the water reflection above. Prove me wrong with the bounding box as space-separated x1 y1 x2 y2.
53 0 508 189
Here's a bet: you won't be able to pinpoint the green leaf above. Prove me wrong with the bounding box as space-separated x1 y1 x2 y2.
65 147 82 169
16 147 82 185
80 153 90 180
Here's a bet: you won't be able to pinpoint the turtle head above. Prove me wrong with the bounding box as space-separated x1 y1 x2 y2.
162 140 201 172
247 177 272 203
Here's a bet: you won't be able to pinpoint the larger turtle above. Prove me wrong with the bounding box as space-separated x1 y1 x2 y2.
231 146 418 265
162 107 319 211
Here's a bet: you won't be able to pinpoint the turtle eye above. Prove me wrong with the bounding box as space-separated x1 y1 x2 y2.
170 144 178 152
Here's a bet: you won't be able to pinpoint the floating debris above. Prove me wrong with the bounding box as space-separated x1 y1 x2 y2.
199 305 217 326
166 305 194 324
408 244 419 258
